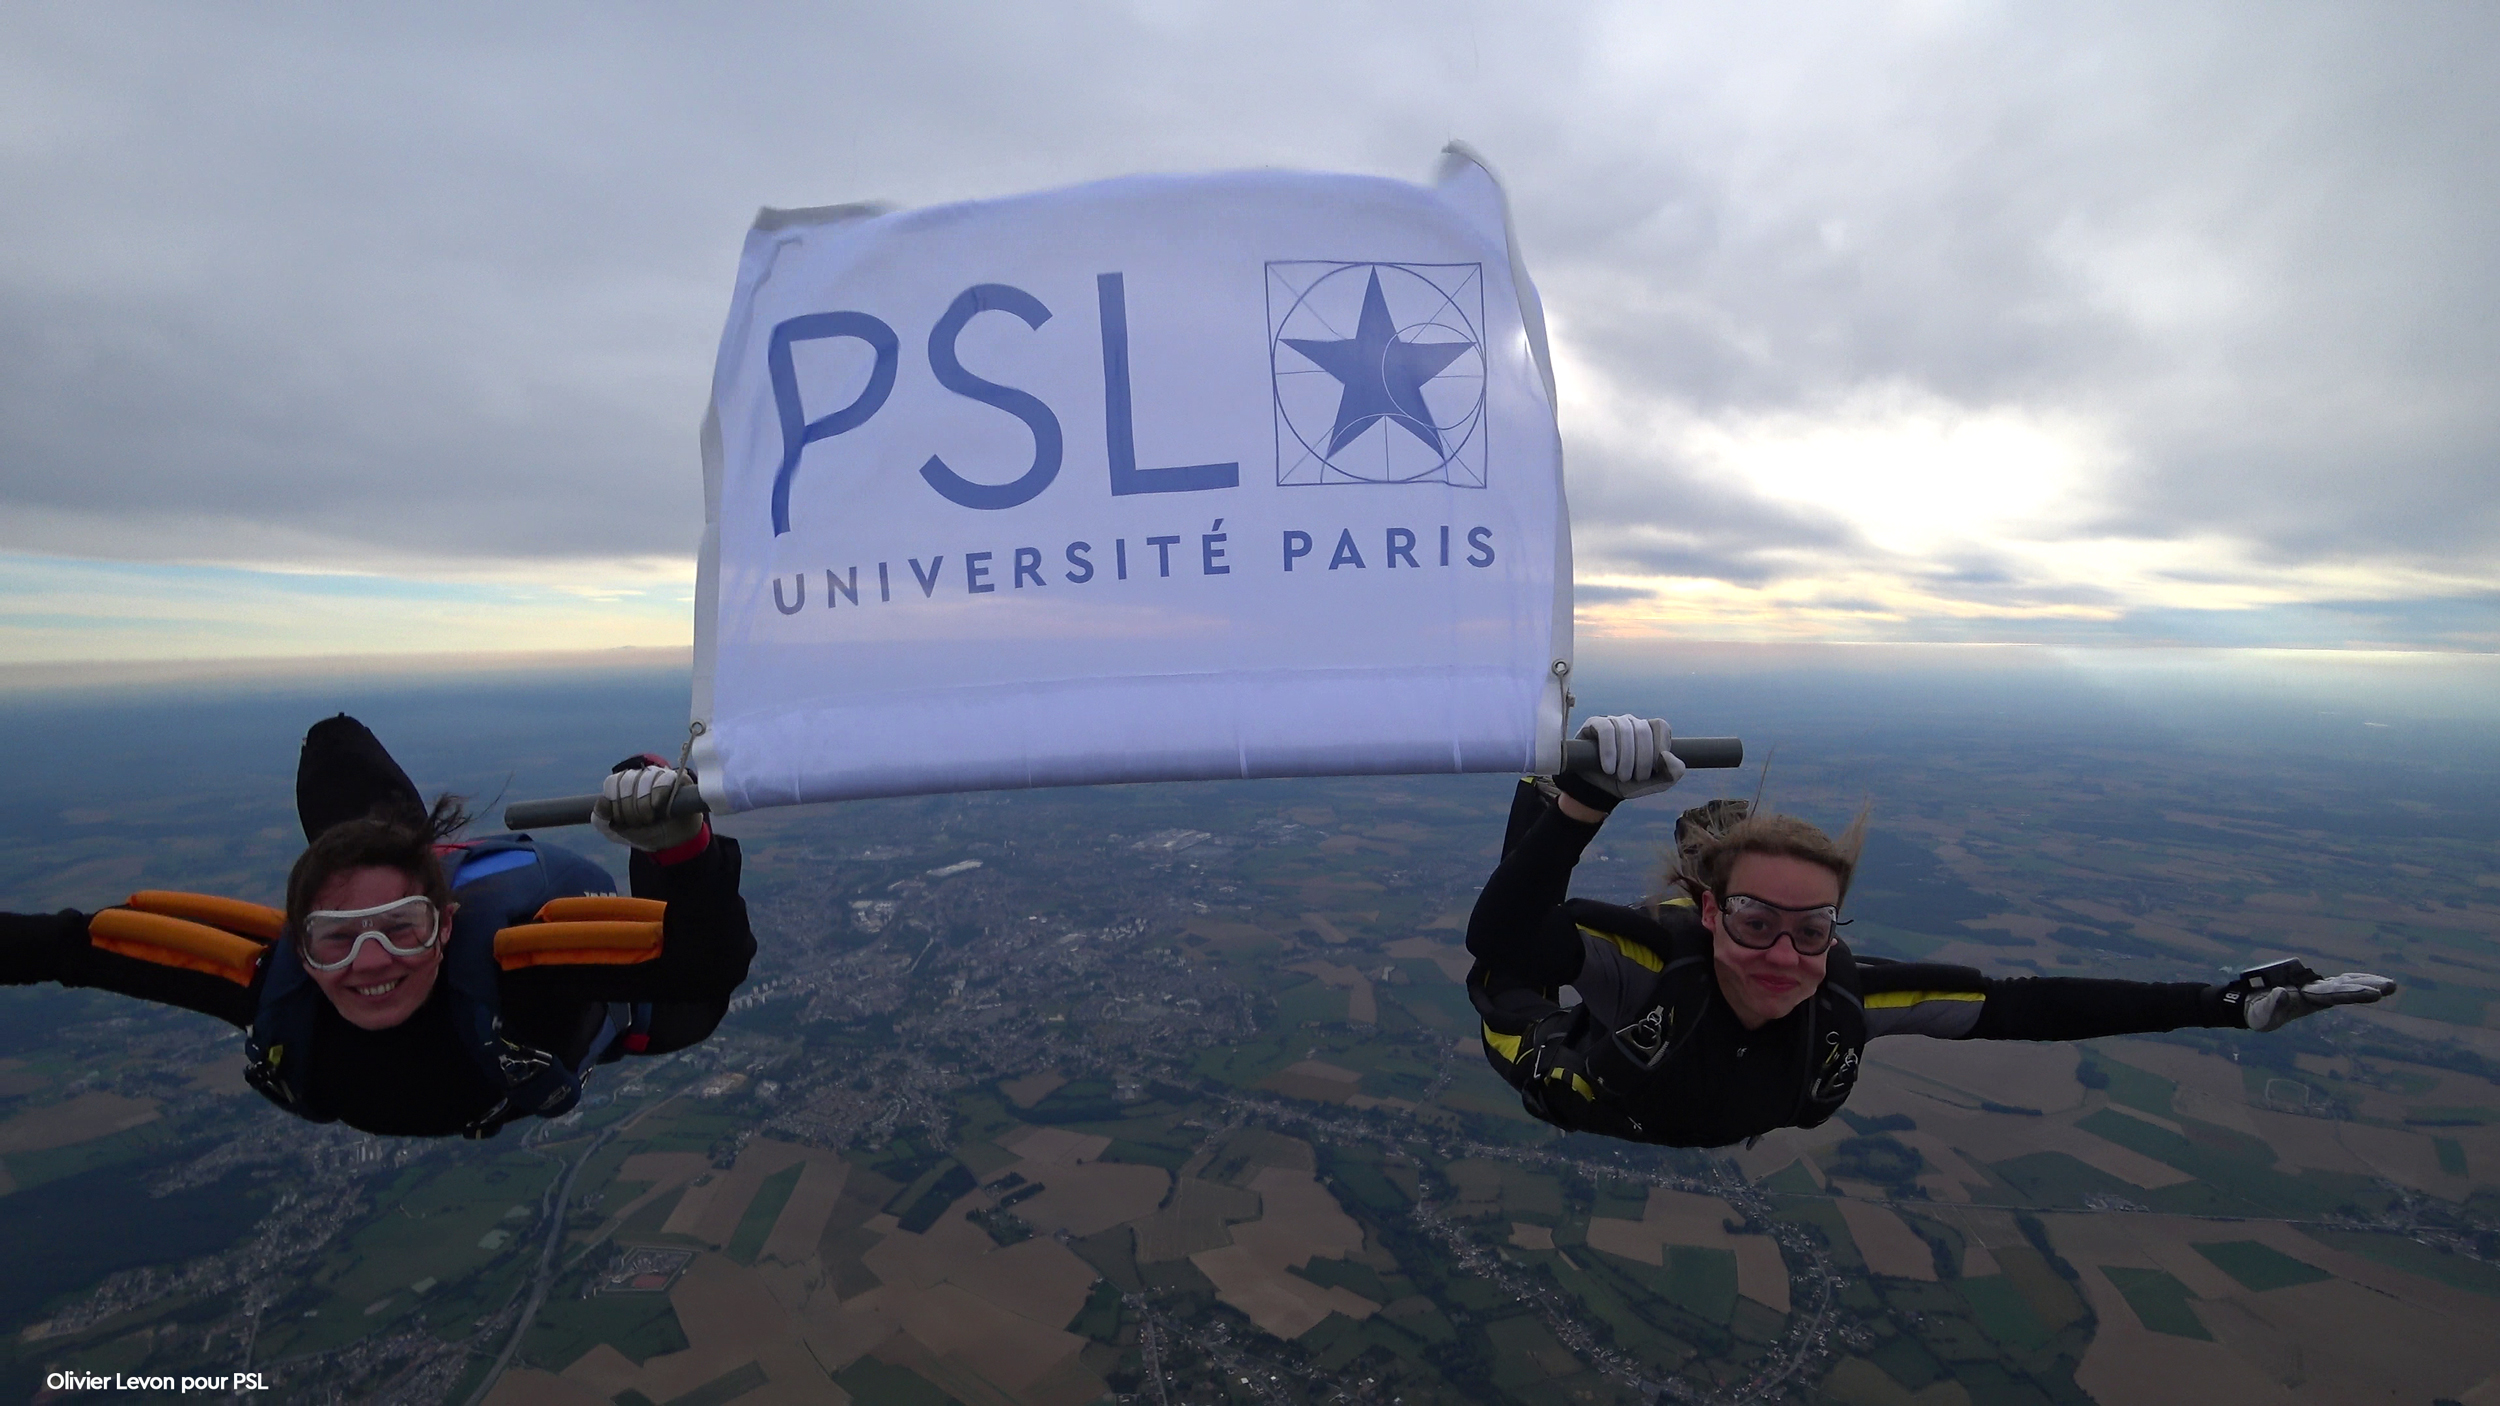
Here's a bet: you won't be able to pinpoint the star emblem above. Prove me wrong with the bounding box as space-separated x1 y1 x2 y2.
1282 270 1476 457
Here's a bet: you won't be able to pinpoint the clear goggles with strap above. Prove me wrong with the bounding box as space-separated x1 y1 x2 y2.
1719 893 1849 956
298 895 444 971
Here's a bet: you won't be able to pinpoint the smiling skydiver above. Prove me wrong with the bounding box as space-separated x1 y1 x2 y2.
1469 713 2400 1147
0 716 754 1138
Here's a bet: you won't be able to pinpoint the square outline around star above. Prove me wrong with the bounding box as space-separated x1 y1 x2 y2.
1265 261 1488 488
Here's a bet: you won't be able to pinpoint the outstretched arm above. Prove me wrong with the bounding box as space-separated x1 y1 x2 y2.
1860 959 2394 1042
0 909 259 1028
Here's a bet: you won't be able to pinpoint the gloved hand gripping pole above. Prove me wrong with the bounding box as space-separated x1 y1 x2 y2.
504 722 708 831
499 732 1745 830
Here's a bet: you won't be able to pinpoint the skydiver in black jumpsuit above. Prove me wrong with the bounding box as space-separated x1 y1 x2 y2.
1467 714 2397 1148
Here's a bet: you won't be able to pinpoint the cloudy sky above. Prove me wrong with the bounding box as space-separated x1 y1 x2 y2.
2 0 2493 661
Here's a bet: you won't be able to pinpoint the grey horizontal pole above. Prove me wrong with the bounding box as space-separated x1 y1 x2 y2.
1565 736 1745 771
503 786 709 832
501 734 1747 829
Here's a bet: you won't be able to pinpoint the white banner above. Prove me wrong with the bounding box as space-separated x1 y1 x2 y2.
691 146 1572 810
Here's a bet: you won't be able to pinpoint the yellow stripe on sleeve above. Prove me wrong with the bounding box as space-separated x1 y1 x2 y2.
1578 925 1665 973
1864 989 1986 1010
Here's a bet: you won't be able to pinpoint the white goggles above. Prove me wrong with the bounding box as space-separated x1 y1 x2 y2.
298 895 443 972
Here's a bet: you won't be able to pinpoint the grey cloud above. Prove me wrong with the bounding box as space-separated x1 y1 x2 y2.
1598 542 1793 588
1507 5 2500 575
1566 431 1866 587
0 0 1584 564
0 1 2492 618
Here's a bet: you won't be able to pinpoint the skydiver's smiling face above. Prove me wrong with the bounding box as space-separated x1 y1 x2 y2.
301 866 448 1031
1702 854 1839 1030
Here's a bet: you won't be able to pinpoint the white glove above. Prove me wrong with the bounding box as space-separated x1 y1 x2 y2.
2240 968 2398 1032
592 766 705 853
1558 715 1686 811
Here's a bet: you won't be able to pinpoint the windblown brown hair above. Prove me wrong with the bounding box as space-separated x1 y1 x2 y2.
1666 805 1869 908
282 795 465 938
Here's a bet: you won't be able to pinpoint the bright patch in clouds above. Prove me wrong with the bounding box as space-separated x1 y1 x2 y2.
1558 336 2500 647
1675 385 2105 557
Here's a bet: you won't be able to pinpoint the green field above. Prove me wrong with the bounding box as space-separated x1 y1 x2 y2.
264 1155 555 1355
633 1108 749 1154
1880 1282 1999 1364
1955 1275 2050 1350
520 1286 690 1371
1545 1254 1691 1365
1867 1331 1949 1390
2439 1137 2471 1176
1273 978 1351 1027
617 1183 700 1246
1994 1246 2088 1331
1498 1166 1567 1224
1483 1315 1580 1394
1590 1180 1651 1220
2191 1240 2332 1292
2084 1055 2178 1118
725 1162 804 1265
1314 1146 1408 1213
1989 1151 2134 1207
2405 1105 2500 1126
2394 984 2489 1027
1663 1246 1739 1325
666 1361 769 1406
833 1358 963 1404
2076 1109 2365 1217
2304 1229 2500 1299
1388 980 1479 1032
1191 1034 1296 1088
1293 1257 1398 1304
2101 1266 2210 1338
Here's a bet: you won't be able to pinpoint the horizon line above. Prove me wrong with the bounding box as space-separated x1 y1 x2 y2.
7 637 2499 697
0 644 697 694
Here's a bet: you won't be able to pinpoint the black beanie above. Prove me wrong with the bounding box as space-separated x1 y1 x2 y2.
296 715 423 842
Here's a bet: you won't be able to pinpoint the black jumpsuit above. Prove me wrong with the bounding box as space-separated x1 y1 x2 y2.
1467 792 2240 1146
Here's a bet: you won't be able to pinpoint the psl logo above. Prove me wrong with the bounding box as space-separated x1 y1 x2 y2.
1266 261 1487 487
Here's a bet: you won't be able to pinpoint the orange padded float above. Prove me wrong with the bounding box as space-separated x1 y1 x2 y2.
494 919 666 969
126 890 284 943
533 896 667 925
90 909 266 986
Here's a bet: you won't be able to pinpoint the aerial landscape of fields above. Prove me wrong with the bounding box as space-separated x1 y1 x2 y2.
1 647 2496 1404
